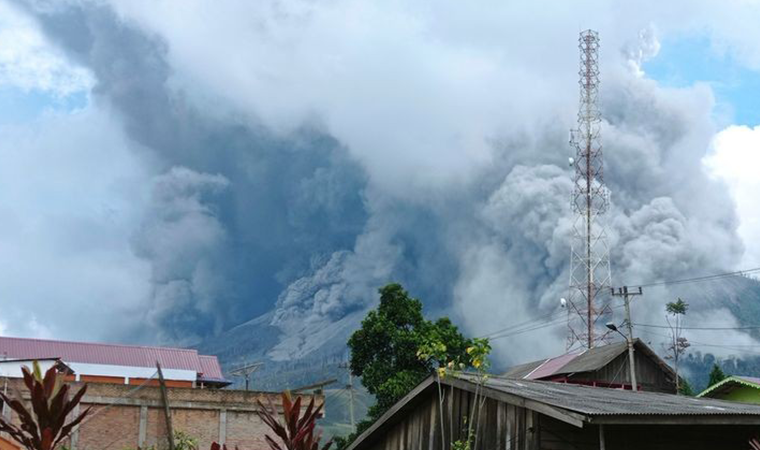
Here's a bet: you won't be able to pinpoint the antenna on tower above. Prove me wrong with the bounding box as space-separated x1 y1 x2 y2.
566 30 612 350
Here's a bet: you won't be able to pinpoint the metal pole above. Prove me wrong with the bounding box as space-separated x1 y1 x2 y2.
599 424 606 450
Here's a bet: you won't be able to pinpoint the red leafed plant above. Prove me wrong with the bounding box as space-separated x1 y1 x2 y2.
210 443 235 450
0 361 90 450
256 391 332 450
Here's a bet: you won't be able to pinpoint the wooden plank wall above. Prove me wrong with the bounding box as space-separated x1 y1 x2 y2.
366 384 541 450
573 352 676 393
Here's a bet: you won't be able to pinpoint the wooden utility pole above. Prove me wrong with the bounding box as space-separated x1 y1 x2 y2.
156 362 176 450
611 286 642 391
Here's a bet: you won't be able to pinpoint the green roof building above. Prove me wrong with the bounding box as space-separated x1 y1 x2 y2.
698 376 760 404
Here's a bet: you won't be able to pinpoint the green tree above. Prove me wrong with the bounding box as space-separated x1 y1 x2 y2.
337 283 475 448
679 377 694 396
665 298 690 393
707 363 727 387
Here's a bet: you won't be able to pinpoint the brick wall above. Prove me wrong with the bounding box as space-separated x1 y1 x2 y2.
1 378 323 450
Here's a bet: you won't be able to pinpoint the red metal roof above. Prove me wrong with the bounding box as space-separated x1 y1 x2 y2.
0 336 225 382
525 352 581 380
198 355 225 381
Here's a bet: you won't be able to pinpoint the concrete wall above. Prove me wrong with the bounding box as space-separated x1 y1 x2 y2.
0 379 323 450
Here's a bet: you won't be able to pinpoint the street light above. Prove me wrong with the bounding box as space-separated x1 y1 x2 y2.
606 322 638 391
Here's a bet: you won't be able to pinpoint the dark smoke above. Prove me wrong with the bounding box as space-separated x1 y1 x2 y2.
13 0 757 365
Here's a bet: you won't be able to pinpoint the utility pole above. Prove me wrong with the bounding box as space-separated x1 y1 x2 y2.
156 362 175 450
567 29 612 350
338 362 356 431
610 286 642 391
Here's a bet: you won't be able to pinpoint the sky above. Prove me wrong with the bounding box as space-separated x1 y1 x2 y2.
1 0 760 364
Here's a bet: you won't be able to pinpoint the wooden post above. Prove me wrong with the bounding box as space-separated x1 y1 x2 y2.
598 424 606 450
156 362 176 450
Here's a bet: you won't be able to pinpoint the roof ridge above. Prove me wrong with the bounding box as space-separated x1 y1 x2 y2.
0 335 200 356
522 358 551 379
698 375 760 398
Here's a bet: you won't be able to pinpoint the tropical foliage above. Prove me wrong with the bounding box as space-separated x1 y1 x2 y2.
336 283 482 449
255 392 332 450
0 361 90 450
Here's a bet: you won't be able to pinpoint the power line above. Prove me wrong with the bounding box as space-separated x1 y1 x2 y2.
481 303 627 342
634 323 760 331
632 266 760 289
478 309 566 339
638 329 760 356
476 265 760 343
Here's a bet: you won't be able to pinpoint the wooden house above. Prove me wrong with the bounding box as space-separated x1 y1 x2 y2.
346 373 760 450
504 339 677 393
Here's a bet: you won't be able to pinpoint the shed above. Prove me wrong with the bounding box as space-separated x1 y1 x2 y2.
347 373 760 450
698 375 760 404
504 339 676 393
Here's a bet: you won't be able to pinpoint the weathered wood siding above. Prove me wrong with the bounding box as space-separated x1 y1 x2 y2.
569 351 676 393
356 383 759 450
364 385 539 450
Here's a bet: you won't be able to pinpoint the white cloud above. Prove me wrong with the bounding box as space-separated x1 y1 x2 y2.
0 0 93 95
705 125 760 268
7 0 760 359
0 106 153 341
100 0 760 202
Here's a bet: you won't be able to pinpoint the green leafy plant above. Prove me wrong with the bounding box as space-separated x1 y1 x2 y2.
348 284 474 419
419 337 491 450
173 431 198 450
336 283 480 450
0 361 90 450
255 392 332 450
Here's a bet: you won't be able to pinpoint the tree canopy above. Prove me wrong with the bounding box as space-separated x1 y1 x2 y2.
708 363 727 388
347 283 475 420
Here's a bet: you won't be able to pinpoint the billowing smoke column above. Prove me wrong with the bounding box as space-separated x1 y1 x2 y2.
13 0 754 364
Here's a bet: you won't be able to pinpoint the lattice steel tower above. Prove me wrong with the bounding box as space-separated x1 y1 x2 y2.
567 30 612 350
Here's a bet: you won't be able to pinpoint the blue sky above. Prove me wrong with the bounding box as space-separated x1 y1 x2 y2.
644 34 760 127
0 88 88 124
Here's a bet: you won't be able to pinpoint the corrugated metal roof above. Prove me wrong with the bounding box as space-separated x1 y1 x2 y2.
503 359 545 379
526 352 581 379
557 341 628 374
0 336 226 384
503 339 675 382
459 373 760 416
198 355 225 381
